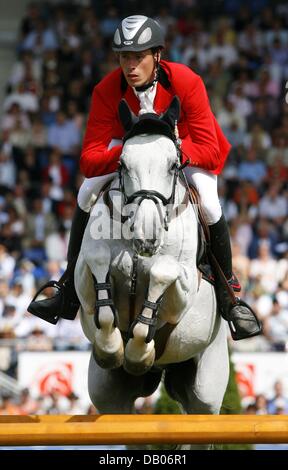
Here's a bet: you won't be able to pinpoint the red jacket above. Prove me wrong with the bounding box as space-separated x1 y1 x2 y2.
80 60 231 178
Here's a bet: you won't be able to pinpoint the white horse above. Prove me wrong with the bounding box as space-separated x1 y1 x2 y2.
75 98 229 447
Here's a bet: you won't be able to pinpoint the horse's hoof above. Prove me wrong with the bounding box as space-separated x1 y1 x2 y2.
123 347 155 376
93 341 124 369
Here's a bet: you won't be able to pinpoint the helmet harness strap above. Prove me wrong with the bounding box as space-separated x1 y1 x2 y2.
134 50 160 92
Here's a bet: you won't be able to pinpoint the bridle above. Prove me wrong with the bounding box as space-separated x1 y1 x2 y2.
118 146 189 232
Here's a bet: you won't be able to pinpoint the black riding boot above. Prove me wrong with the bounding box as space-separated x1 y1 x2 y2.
209 214 262 340
27 205 90 324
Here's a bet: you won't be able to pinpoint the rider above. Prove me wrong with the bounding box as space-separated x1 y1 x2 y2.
28 15 261 340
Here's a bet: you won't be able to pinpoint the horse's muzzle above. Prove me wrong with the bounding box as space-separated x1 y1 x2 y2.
133 238 159 257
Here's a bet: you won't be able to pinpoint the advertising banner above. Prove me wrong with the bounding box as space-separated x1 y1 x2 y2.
232 352 288 405
18 351 91 406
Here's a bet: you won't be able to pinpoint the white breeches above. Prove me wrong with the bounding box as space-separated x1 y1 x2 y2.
78 173 117 212
183 167 222 225
78 138 119 213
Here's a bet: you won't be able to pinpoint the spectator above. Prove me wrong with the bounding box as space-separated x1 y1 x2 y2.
237 146 267 186
243 123 271 151
20 18 58 55
263 299 288 351
0 152 16 190
249 240 279 293
255 394 269 414
8 50 42 89
217 97 246 132
5 279 30 317
0 394 24 415
267 381 288 414
18 388 39 414
45 224 69 262
25 326 53 351
258 183 287 225
3 81 39 114
267 155 288 184
47 111 81 156
246 98 273 132
228 84 253 119
248 217 279 259
1 102 30 132
231 241 250 291
0 244 15 281
23 198 57 251
54 315 89 351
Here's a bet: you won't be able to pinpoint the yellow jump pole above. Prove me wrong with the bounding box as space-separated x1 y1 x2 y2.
0 415 288 446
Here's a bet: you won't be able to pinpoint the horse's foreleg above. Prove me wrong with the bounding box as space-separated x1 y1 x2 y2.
124 255 181 375
88 243 124 369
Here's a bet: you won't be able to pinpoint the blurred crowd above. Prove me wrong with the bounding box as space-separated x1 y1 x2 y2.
244 379 288 415
0 0 288 387
0 388 97 415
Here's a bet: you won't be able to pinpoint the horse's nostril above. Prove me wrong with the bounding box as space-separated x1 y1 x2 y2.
133 238 159 256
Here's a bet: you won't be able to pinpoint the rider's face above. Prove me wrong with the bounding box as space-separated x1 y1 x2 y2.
119 50 157 87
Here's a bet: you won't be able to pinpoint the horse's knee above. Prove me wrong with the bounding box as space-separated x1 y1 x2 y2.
150 256 180 286
90 242 111 267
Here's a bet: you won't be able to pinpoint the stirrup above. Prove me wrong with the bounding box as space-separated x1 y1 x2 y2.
27 280 63 325
226 298 262 341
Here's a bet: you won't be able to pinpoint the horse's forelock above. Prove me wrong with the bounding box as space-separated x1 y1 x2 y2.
123 134 177 159
122 136 177 178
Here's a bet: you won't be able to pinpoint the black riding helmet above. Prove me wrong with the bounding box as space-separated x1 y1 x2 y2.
112 15 165 52
113 16 165 91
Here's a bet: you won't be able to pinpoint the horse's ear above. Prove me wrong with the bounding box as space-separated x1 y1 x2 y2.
161 96 181 128
118 99 138 132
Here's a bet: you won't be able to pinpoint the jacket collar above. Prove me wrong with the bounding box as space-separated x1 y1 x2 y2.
121 64 172 115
